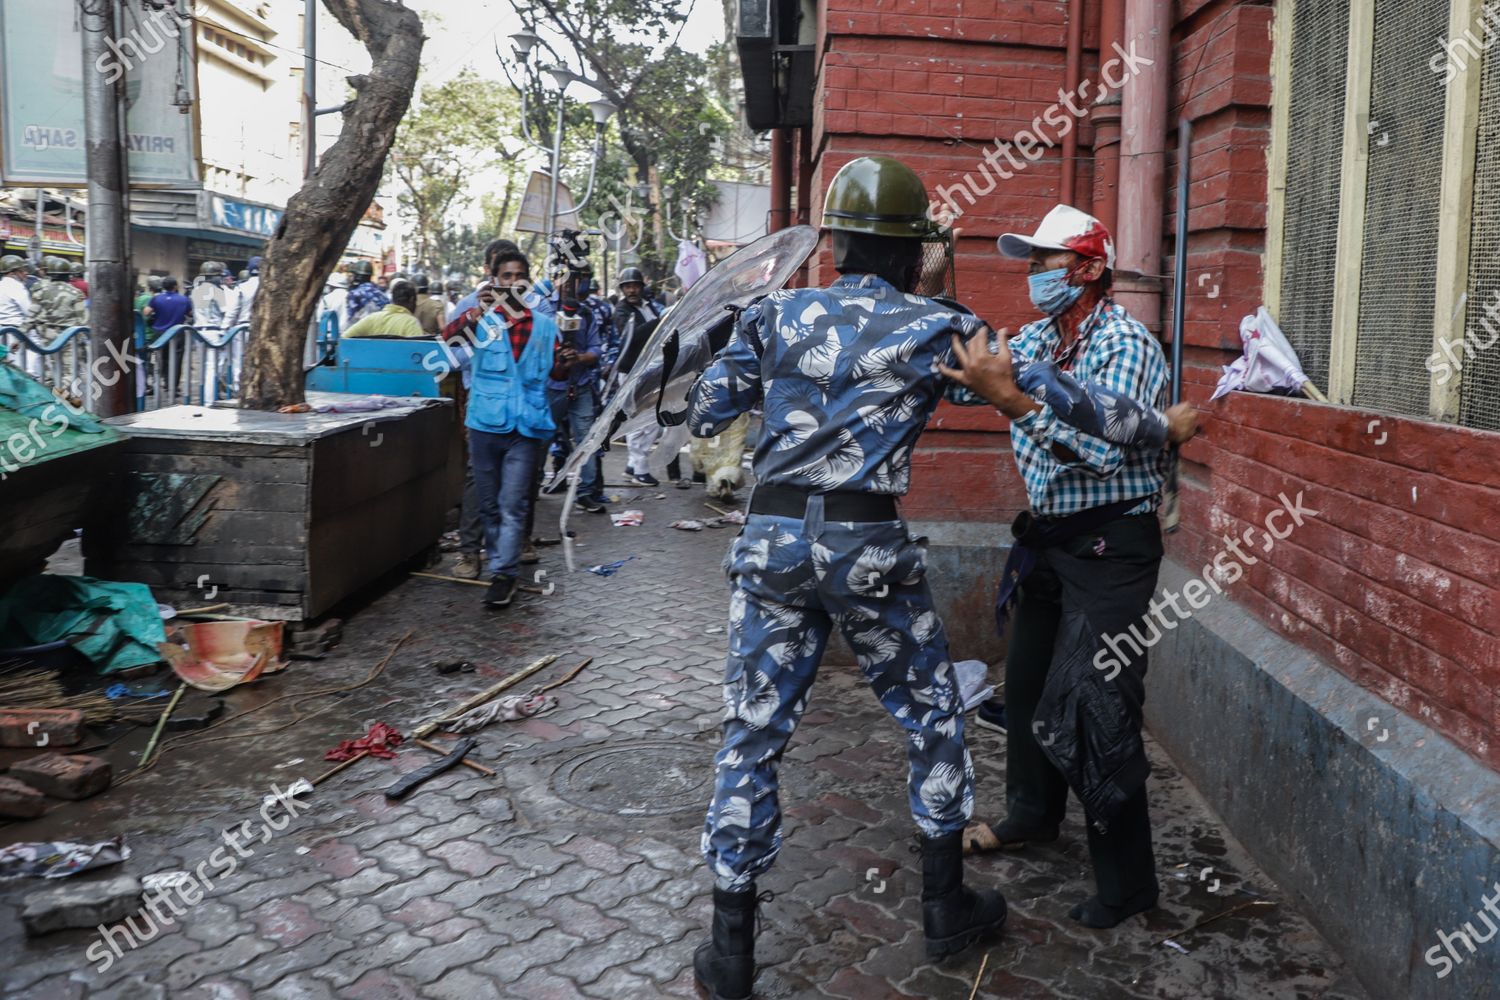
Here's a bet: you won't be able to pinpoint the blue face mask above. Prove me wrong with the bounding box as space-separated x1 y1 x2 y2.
1028 267 1085 316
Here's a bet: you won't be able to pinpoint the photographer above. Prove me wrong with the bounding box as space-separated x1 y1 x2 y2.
545 236 609 514
444 251 570 607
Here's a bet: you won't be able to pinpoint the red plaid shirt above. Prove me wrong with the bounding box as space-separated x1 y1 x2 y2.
442 300 567 378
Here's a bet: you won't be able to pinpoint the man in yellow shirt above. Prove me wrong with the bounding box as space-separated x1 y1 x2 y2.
343 279 428 338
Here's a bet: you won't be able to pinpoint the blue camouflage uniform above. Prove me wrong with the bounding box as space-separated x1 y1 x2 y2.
345 281 390 327
689 273 1173 892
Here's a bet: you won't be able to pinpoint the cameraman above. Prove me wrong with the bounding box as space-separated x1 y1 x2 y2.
547 264 609 513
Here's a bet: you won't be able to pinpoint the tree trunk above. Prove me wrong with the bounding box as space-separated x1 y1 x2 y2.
239 0 424 410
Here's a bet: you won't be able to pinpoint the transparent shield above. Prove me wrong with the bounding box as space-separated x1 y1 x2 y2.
549 225 818 494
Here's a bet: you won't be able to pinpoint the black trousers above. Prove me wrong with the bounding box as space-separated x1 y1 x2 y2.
1003 511 1163 906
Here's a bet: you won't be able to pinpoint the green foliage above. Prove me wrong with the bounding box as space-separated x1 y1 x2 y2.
511 0 735 282
385 69 526 269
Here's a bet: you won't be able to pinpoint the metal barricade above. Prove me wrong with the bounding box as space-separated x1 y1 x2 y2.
0 324 94 406
3 309 342 412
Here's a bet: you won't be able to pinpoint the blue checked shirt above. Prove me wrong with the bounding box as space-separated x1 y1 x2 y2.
688 275 1170 497
1008 298 1169 516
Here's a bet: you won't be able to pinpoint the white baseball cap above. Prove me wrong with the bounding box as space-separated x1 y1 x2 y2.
997 204 1116 270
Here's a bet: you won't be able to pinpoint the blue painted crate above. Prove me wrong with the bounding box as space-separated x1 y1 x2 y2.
304 337 444 398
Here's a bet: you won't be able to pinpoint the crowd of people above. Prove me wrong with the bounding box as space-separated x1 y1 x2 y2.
318 238 682 609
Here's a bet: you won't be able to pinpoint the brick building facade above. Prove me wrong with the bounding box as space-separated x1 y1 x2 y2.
740 1 1500 994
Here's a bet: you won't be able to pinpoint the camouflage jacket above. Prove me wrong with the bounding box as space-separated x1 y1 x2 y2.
27 280 87 340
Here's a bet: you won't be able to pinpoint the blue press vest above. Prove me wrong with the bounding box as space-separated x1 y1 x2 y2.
465 310 558 439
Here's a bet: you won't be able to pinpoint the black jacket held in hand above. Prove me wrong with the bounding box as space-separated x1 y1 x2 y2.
1031 547 1156 832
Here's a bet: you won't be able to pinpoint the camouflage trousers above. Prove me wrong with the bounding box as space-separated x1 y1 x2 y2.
702 507 975 892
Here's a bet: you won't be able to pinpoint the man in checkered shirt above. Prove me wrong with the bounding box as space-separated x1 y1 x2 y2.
943 205 1177 932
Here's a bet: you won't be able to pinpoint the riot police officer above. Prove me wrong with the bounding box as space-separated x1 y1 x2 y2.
345 259 389 326
688 156 1191 998
191 260 228 328
28 256 87 344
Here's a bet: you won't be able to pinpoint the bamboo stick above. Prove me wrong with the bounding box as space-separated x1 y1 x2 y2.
413 654 560 740
538 657 593 693
311 750 370 786
140 684 187 767
415 738 495 776
409 571 488 587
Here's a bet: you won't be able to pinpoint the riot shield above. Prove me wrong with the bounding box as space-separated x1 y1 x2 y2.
549 225 818 568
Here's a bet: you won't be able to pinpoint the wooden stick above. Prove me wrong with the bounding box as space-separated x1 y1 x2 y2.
967 954 989 1000
703 502 732 516
1299 381 1329 403
173 603 232 616
412 654 560 740
538 657 593 693
311 750 370 786
415 737 495 776
1158 899 1276 946
139 683 186 768
410 571 487 587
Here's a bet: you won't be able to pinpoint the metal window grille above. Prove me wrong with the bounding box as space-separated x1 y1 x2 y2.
1352 0 1453 415
1277 0 1351 391
1462 37 1500 431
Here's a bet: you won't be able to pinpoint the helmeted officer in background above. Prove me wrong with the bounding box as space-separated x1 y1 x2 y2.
68 260 89 298
28 256 88 344
190 260 229 328
606 265 668 485
223 256 261 330
687 157 1195 999
345 259 390 326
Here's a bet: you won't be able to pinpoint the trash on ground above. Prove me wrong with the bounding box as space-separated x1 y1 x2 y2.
1163 939 1189 954
671 519 707 531
325 721 404 761
716 510 747 525
610 509 645 526
0 837 131 879
954 659 995 712
159 619 287 692
588 557 635 576
440 693 557 734
432 660 477 675
141 870 194 893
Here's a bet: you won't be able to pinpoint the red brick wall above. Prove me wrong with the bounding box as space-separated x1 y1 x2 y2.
808 0 1500 767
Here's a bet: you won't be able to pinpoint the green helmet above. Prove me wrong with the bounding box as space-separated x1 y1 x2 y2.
349 259 375 280
198 260 226 277
71 261 85 277
43 255 70 277
0 254 26 274
822 156 935 239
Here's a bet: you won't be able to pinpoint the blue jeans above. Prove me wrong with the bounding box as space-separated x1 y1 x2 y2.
702 510 973 891
468 429 541 579
548 386 602 499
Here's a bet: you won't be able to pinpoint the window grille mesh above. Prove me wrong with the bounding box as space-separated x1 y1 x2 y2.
1461 38 1500 430
1276 0 1351 392
1353 0 1452 415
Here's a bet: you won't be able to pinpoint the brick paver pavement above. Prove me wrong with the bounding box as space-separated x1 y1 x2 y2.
1 449 1370 999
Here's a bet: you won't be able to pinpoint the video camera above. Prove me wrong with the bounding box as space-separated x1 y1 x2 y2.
548 229 601 336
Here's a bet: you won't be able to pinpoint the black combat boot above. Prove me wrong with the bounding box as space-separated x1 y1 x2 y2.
693 885 761 1000
920 832 1008 960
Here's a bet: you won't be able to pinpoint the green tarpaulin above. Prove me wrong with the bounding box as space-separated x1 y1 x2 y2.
0 575 165 674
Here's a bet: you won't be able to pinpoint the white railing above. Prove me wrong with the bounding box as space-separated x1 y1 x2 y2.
1 310 342 413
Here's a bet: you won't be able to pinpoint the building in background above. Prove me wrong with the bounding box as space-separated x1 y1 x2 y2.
739 2 1499 997
0 0 392 295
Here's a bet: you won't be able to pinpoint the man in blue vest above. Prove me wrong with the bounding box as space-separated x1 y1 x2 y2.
453 251 570 608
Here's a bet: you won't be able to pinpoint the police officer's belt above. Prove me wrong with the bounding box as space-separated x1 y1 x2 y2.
748 485 899 522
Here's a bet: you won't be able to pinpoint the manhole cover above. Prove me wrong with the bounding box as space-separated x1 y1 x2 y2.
552 740 713 816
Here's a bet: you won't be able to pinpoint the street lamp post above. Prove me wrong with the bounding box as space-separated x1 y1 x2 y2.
504 30 616 239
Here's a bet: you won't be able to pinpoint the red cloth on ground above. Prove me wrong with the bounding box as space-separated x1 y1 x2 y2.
324 721 404 761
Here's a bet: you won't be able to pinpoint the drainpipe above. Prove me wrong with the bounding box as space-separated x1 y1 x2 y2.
769 129 793 233
1060 0 1085 206
1114 0 1170 333
795 126 814 286
1091 0 1126 236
